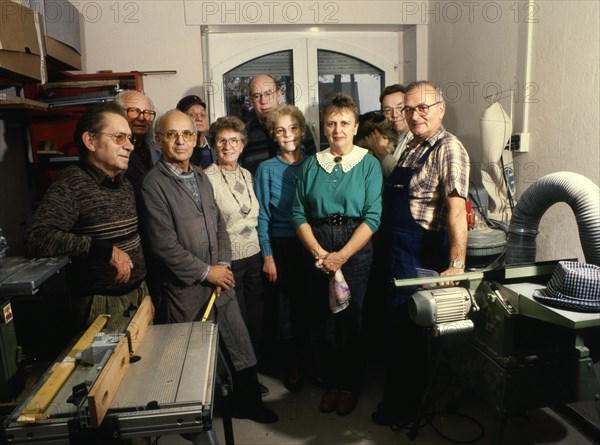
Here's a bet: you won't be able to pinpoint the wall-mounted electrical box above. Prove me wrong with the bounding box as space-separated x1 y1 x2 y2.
510 133 530 153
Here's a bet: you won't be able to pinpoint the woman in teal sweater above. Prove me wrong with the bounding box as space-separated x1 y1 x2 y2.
291 93 383 416
255 105 312 393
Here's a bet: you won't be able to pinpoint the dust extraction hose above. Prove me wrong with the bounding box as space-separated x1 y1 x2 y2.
505 172 600 266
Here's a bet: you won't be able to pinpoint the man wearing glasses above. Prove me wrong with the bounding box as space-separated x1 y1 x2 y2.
242 74 315 173
364 84 414 177
114 90 162 190
25 102 149 333
372 81 469 426
139 110 278 424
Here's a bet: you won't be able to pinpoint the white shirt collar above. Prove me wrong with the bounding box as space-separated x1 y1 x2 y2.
316 146 368 173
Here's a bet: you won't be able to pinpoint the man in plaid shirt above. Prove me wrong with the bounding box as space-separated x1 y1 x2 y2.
373 81 470 426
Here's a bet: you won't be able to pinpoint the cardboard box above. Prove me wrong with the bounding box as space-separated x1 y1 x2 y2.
29 0 82 71
8 0 31 7
0 1 46 81
45 35 81 70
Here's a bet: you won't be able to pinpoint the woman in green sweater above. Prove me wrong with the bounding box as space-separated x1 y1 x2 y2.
291 93 383 416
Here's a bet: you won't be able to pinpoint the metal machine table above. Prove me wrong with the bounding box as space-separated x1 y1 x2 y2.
2 321 221 444
0 257 70 297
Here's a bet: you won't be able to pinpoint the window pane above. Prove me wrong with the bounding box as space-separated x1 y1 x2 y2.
223 51 293 122
317 50 384 149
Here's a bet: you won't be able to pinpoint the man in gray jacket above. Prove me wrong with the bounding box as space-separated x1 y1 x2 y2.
139 109 277 424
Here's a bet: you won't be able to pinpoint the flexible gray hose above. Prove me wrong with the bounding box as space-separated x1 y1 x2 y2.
505 172 600 266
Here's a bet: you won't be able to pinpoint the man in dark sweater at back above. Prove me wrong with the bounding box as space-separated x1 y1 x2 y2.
114 90 162 195
241 74 316 173
25 102 149 333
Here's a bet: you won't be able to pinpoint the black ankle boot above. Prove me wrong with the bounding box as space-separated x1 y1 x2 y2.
231 366 279 424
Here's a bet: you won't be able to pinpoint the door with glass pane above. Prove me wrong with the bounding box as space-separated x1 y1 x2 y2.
313 50 384 149
210 33 399 149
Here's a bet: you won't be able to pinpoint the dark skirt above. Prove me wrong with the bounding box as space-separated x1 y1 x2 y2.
308 220 373 391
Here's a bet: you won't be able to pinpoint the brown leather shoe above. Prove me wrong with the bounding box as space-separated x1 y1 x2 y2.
319 389 339 413
336 390 356 416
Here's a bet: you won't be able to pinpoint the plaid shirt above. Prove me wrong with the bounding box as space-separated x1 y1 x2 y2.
397 126 470 231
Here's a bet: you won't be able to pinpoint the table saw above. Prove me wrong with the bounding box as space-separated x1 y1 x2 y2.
2 296 221 444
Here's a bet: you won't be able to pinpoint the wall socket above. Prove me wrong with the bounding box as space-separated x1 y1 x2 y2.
509 133 530 152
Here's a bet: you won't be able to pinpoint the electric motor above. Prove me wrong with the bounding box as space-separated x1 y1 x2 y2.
409 287 473 327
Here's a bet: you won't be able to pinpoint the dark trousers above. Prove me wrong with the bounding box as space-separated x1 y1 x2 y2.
232 253 265 357
310 221 373 392
380 303 429 416
379 223 447 415
271 237 313 339
271 237 313 374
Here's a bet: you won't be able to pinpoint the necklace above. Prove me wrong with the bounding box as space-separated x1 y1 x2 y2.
219 166 252 216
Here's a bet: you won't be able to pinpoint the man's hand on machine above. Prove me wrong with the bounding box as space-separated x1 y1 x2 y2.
439 264 465 286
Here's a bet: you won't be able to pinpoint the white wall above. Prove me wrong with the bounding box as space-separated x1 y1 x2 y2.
428 0 599 262
527 1 599 261
76 0 204 115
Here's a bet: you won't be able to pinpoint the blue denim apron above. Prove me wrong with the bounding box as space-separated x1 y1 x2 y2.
382 139 448 306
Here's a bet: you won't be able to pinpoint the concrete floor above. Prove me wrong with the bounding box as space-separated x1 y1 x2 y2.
157 357 597 445
1 350 596 445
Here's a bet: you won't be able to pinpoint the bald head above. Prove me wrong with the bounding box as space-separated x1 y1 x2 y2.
249 74 282 121
154 110 197 171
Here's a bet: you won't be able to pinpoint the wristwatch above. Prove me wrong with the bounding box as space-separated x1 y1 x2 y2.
449 260 465 269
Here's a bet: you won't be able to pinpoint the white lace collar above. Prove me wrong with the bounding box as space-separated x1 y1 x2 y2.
316 146 368 173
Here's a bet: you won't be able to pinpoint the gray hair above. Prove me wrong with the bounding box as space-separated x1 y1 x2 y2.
114 90 155 109
114 90 156 139
405 81 445 103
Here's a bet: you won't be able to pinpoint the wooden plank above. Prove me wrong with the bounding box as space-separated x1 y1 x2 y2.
87 336 130 428
39 80 120 89
125 295 153 355
18 315 110 423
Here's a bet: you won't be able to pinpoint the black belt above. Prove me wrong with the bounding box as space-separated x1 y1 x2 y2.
312 214 361 226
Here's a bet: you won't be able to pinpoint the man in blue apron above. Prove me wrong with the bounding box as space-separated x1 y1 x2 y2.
372 81 470 426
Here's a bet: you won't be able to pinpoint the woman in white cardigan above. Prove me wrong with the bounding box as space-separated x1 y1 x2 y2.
204 116 267 393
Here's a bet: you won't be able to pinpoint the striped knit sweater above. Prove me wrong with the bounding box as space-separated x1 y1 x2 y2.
25 163 146 296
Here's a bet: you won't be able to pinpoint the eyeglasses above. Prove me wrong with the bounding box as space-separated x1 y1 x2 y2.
250 90 276 102
274 124 301 137
216 137 241 148
157 130 196 142
124 107 157 121
187 112 207 119
401 101 442 118
382 106 404 117
95 132 136 145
